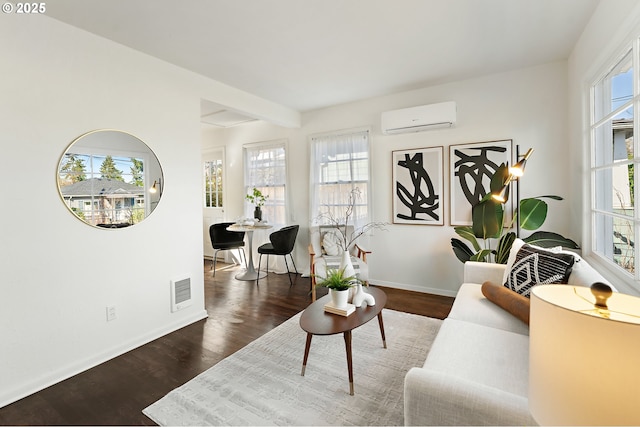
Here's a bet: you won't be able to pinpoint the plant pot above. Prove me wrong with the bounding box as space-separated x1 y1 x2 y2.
254 206 262 221
329 288 350 308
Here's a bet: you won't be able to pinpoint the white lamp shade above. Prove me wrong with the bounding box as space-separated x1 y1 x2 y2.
529 285 640 425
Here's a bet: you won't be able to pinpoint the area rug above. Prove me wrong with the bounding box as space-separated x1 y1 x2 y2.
143 309 442 426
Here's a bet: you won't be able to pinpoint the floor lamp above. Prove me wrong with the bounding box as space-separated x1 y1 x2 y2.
492 145 533 237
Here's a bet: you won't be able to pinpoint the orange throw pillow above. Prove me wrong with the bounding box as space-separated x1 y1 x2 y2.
481 281 530 326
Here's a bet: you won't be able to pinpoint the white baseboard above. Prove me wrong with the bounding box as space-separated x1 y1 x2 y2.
0 309 208 409
371 279 458 298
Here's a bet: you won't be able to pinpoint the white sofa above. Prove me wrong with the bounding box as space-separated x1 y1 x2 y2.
404 254 611 426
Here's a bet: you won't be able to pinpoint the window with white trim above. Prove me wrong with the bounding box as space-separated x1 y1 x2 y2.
590 44 636 281
243 141 288 226
204 159 223 208
309 129 371 229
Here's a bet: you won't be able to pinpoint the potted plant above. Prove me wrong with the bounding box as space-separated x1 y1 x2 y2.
450 163 579 264
315 268 360 308
245 187 268 221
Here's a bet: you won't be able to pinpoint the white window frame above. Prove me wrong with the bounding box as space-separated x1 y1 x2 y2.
243 139 289 227
589 39 639 290
204 158 223 208
309 127 372 230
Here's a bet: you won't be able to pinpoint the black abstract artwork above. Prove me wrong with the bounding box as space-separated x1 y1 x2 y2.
454 146 505 206
449 140 512 225
392 147 443 225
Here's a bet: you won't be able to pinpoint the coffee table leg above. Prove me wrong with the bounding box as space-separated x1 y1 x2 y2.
343 330 354 395
377 311 387 349
301 333 313 376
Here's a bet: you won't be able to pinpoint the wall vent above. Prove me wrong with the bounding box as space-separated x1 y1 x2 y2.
171 276 193 312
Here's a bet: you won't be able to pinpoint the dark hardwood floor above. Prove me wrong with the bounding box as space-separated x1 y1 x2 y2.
0 260 454 425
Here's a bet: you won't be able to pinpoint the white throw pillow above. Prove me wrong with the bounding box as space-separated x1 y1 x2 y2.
322 231 342 256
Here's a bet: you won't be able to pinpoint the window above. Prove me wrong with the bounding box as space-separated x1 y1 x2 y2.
590 46 636 280
244 141 288 225
204 159 223 208
309 129 371 229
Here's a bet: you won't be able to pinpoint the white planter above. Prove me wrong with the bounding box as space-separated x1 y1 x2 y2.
329 289 350 308
339 250 356 278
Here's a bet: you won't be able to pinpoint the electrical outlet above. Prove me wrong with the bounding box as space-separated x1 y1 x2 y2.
106 306 117 322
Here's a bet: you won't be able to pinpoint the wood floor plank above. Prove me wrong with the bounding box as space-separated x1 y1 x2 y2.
0 260 454 425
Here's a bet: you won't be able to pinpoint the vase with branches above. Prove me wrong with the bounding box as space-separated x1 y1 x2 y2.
314 188 387 253
245 187 268 221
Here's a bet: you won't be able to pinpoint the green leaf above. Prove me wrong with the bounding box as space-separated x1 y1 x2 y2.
523 231 580 249
454 226 481 251
519 198 548 230
472 199 502 239
495 232 516 264
531 195 563 201
470 249 492 262
451 238 474 263
490 163 510 194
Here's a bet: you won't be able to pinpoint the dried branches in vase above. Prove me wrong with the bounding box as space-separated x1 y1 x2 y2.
314 188 387 253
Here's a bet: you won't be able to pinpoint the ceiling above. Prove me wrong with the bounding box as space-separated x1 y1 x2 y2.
47 0 599 116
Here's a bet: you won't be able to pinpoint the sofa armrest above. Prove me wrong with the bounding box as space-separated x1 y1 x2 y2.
404 368 536 426
463 261 507 285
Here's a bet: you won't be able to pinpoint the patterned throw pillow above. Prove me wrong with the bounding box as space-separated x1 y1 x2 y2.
503 244 575 298
321 231 342 256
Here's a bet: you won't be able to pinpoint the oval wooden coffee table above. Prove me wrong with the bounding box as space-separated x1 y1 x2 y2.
299 286 387 395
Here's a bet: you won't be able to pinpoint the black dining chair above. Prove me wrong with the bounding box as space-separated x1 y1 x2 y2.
257 225 299 286
209 222 246 276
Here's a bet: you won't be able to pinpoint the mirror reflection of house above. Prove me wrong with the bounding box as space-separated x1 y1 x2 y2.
59 177 145 227
56 129 164 229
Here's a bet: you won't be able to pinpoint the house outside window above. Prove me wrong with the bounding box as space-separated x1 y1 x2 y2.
309 129 371 229
590 45 636 283
58 153 146 226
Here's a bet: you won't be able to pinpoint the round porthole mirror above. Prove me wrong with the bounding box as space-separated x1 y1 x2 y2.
57 129 163 229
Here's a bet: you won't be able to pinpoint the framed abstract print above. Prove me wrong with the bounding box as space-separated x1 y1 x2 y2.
449 139 513 226
392 146 444 225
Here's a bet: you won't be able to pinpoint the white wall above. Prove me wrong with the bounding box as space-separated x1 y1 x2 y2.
0 15 297 407
203 61 573 296
568 0 640 295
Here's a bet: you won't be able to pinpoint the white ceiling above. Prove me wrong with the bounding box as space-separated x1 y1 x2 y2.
47 0 599 114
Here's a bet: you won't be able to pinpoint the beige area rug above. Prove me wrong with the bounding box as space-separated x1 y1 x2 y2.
143 309 442 426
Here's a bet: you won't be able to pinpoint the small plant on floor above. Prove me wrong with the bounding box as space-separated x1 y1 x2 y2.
314 268 360 291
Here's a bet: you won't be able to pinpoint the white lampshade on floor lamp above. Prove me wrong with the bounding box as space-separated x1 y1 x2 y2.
529 284 640 425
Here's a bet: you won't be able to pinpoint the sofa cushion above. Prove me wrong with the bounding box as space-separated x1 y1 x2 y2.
448 283 530 335
567 255 617 290
504 243 575 297
423 319 530 398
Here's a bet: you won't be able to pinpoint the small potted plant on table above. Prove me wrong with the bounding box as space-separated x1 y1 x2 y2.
315 268 360 308
245 187 268 221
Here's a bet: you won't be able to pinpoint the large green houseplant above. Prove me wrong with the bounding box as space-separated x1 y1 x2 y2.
451 163 579 264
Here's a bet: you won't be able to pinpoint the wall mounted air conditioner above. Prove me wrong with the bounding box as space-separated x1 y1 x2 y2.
381 101 456 135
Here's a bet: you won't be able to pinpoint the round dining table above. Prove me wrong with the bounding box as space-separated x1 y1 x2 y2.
226 223 273 281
